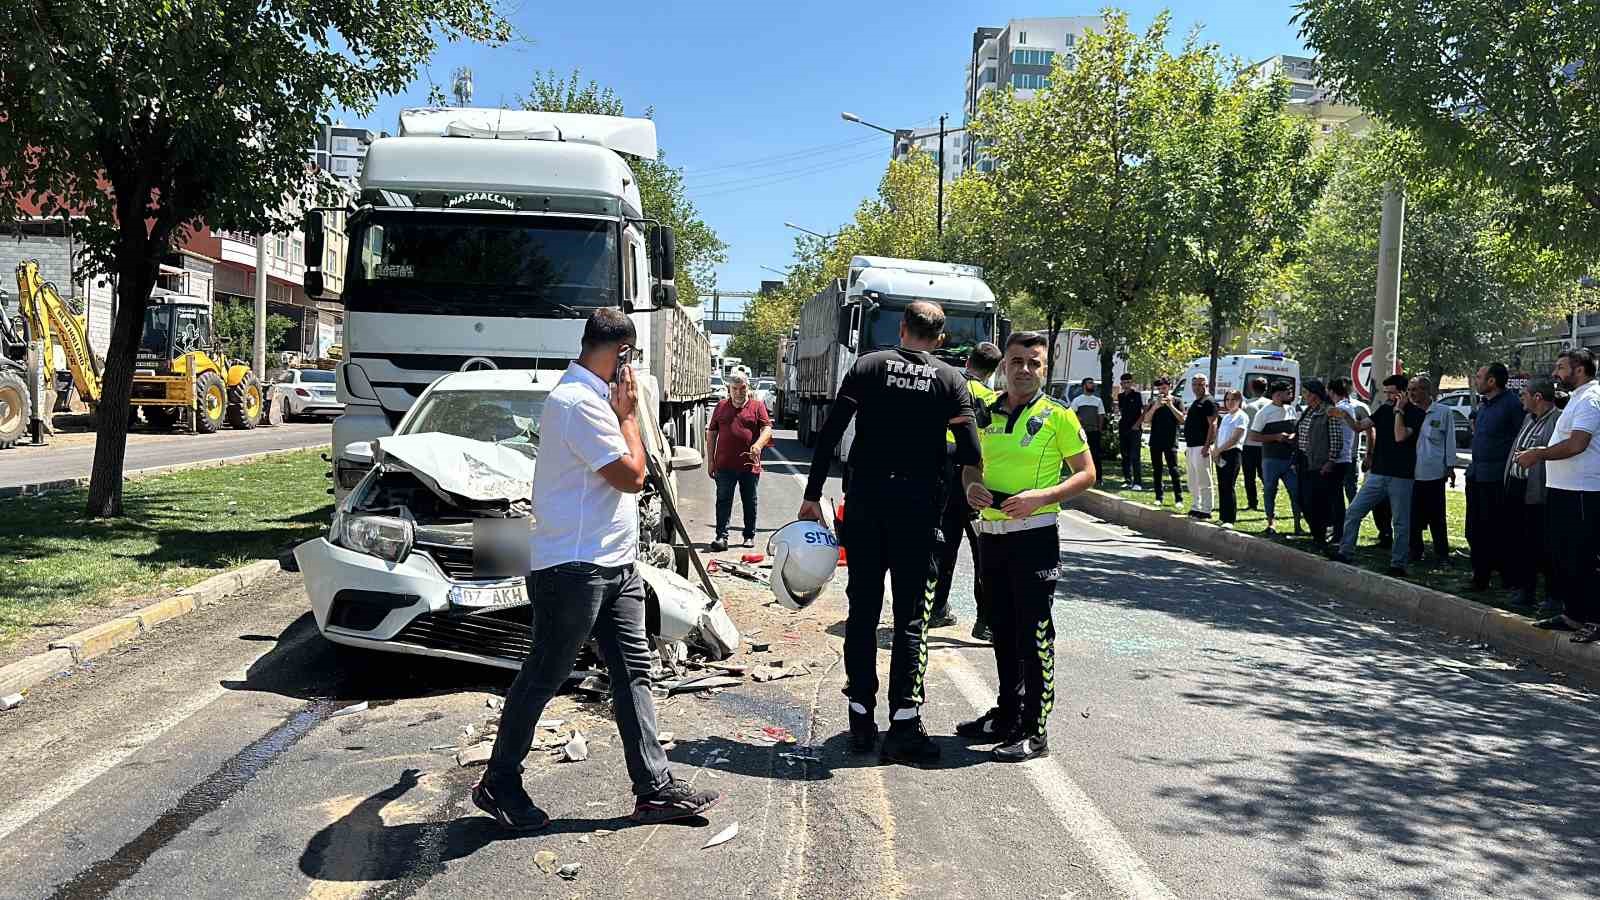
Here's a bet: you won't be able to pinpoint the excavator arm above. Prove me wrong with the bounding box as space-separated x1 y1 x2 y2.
15 260 101 405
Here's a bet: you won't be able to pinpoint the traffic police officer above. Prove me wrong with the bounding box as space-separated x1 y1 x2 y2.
931 342 1002 637
959 331 1096 762
799 300 980 765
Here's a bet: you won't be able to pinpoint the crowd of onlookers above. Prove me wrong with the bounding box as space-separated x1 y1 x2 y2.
1101 349 1600 644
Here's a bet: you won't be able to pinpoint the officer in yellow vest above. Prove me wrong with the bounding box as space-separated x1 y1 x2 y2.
958 331 1096 761
931 342 1003 637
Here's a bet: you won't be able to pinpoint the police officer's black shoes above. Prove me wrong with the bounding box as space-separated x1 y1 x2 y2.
472 775 551 831
955 707 1018 743
880 717 941 766
993 732 1049 763
848 705 877 753
927 611 959 629
632 777 722 824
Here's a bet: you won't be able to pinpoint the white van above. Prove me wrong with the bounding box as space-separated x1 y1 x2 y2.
1172 352 1301 405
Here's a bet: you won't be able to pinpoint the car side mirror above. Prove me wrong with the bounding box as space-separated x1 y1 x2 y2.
837 304 856 349
652 283 679 308
303 211 325 267
650 226 677 280
668 444 703 471
304 270 324 299
997 316 1012 344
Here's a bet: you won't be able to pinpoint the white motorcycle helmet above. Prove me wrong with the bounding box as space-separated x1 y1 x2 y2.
767 519 840 610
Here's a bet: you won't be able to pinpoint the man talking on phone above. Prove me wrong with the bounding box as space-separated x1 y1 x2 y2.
472 308 719 830
798 301 980 765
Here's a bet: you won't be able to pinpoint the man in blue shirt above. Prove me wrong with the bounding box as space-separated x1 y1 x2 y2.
1465 363 1522 590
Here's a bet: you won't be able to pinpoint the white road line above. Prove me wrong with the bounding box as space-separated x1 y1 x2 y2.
941 655 1179 900
0 627 316 843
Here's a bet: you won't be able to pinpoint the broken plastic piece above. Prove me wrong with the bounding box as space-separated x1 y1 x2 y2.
534 850 559 874
457 744 492 767
558 863 582 880
669 674 743 695
563 732 589 762
331 701 368 717
701 822 739 849
0 693 23 711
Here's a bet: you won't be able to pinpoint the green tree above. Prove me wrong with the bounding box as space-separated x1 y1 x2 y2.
1297 0 1600 248
1281 128 1574 384
1164 62 1324 388
0 0 506 516
213 302 294 363
522 70 727 308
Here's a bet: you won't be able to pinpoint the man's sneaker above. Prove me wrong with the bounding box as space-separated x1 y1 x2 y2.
880 718 941 766
927 611 959 629
743 535 756 548
709 537 729 552
1328 550 1355 565
848 706 877 753
955 707 1018 742
632 778 721 824
970 619 992 642
1263 526 1279 537
994 732 1049 762
472 777 550 832
1376 535 1393 549
1384 566 1407 578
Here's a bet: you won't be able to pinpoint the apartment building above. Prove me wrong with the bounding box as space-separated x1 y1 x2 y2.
962 16 1104 171
1250 54 1371 142
891 130 965 183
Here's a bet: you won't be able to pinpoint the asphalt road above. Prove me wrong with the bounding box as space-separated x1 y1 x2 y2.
0 421 330 491
2 429 1596 898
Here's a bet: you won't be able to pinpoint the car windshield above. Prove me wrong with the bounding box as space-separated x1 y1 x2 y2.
756 380 774 391
403 389 547 460
299 370 336 384
346 211 619 316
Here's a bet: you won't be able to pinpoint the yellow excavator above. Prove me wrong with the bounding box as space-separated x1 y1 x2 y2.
13 260 263 435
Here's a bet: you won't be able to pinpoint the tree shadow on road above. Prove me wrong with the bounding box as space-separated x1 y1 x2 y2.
1057 543 1600 898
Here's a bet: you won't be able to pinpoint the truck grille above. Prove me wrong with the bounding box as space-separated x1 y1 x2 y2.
392 607 532 663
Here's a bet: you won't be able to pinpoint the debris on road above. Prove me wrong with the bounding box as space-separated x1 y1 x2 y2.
749 642 771 653
707 559 768 584
558 863 582 881
740 552 765 564
0 693 23 711
486 696 502 710
534 850 559 874
701 822 739 850
537 717 565 730
752 663 808 683
706 662 749 676
563 732 589 762
330 701 368 717
456 743 493 767
668 674 743 695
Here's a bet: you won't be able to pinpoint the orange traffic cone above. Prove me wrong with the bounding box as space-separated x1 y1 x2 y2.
834 500 848 567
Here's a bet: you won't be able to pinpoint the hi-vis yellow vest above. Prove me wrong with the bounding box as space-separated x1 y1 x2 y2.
977 392 1089 521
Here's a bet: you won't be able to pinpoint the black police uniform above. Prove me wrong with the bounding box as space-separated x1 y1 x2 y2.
806 348 980 724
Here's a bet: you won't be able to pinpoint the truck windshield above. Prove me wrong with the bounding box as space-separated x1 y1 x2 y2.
864 305 993 356
345 212 619 316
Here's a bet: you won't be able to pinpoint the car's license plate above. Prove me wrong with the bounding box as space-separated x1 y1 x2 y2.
448 581 528 608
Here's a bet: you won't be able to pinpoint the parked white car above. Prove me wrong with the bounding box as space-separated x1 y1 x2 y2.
754 379 777 416
269 368 342 419
294 368 736 671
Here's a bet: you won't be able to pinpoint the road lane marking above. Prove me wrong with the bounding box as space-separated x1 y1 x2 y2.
940 654 1179 900
0 626 317 844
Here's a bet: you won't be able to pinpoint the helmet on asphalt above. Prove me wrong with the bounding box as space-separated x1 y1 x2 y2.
767 520 839 610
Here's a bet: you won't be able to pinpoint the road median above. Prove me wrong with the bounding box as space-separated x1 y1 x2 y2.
1074 488 1600 686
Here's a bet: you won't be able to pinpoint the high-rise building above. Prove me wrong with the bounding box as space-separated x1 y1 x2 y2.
962 16 1104 171
891 130 964 183
1249 54 1371 142
309 124 378 182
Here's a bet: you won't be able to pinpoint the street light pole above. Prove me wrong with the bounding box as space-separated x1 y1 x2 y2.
1371 184 1405 388
937 113 946 239
842 111 964 243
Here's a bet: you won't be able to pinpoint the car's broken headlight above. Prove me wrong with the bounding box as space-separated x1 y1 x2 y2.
334 512 415 563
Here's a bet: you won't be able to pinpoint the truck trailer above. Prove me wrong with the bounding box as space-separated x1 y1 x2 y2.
791 256 1002 456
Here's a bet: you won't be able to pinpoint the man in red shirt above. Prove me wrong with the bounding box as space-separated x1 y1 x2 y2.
705 372 773 550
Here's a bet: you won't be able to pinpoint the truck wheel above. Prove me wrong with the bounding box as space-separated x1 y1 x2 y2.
227 372 264 429
0 369 27 449
144 406 181 430
194 371 227 434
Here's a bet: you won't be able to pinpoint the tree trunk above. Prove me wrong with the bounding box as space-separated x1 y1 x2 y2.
85 253 159 517
1207 289 1222 395
1045 310 1062 385
1099 343 1116 404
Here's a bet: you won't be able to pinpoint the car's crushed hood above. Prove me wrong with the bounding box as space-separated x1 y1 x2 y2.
371 432 534 516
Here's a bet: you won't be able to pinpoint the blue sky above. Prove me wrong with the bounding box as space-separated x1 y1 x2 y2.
343 2 1310 309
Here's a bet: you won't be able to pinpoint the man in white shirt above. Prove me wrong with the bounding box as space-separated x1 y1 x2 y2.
1071 378 1107 485
1515 348 1600 641
474 308 720 830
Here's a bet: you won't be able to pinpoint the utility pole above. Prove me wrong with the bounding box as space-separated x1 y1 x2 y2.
1371 184 1405 388
937 114 946 240
254 234 268 378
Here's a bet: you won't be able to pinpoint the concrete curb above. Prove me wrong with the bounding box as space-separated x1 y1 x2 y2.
0 559 281 697
0 443 327 500
1074 489 1600 686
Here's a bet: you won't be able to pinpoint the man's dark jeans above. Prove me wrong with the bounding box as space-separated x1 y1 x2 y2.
1241 444 1262 508
1120 429 1143 485
1410 478 1450 561
713 470 759 542
1545 488 1600 625
487 562 671 796
1466 479 1507 584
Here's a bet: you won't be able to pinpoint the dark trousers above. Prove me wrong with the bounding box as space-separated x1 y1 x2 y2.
1410 478 1449 561
1085 430 1103 484
1545 488 1600 625
980 526 1060 738
1465 479 1507 583
1504 479 1552 602
1150 446 1182 502
1373 498 1393 542
1119 429 1143 484
932 482 987 623
1302 462 1348 545
1241 445 1262 508
713 469 759 541
488 563 671 795
841 479 941 713
1217 448 1242 523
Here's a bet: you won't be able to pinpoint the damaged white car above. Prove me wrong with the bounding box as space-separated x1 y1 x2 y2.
295 369 739 670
